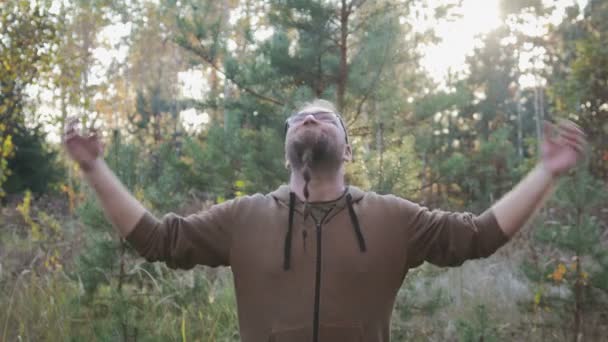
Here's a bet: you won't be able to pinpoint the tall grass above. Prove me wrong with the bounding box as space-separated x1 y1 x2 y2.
0 268 239 341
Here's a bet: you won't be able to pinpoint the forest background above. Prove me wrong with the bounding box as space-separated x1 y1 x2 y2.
1 0 607 340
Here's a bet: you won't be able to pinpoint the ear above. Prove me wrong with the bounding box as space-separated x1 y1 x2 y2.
343 144 352 162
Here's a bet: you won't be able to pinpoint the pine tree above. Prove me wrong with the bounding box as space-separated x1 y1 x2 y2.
522 169 608 340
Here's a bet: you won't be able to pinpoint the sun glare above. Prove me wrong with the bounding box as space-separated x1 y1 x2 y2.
421 0 501 83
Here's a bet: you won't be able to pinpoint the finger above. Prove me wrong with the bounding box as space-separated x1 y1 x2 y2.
65 116 78 129
64 134 84 146
560 132 586 153
559 129 581 142
88 128 100 140
565 139 585 155
559 129 587 148
87 133 99 144
64 128 75 138
557 119 585 137
63 130 78 143
64 122 76 135
543 121 557 140
64 115 83 135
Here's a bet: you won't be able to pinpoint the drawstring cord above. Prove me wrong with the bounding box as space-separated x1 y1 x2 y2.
346 193 366 252
283 191 366 271
283 192 296 270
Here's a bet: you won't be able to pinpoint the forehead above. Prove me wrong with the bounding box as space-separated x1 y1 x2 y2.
296 106 335 115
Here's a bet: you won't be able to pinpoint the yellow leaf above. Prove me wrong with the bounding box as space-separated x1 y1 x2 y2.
551 263 567 282
134 186 146 202
180 156 194 166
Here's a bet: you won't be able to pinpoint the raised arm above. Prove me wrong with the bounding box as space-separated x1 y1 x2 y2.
63 119 146 237
63 119 235 268
404 120 586 269
491 120 587 238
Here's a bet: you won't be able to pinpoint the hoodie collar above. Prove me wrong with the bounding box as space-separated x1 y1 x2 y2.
272 184 367 271
270 184 365 215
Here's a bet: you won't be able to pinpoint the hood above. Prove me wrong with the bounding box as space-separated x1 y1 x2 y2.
270 184 365 214
270 185 367 270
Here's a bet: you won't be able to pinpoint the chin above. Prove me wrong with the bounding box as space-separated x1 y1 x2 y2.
286 131 342 172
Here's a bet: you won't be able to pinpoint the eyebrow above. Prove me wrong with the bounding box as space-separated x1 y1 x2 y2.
293 110 334 117
284 111 349 143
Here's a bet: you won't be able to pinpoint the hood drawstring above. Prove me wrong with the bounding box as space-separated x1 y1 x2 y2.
283 190 367 271
284 192 296 270
346 193 367 252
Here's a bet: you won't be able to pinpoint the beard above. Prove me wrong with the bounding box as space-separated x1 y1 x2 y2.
286 127 343 175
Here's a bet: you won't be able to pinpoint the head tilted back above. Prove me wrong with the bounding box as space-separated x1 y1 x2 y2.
284 99 349 144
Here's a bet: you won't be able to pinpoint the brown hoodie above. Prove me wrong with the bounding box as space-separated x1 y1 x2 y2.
126 185 509 341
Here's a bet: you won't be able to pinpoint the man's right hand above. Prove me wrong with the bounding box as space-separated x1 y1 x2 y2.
62 117 146 237
63 117 104 172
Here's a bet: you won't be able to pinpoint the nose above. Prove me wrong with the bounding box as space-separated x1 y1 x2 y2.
302 114 318 125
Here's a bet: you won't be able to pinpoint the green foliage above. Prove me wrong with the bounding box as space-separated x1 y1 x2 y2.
547 0 608 178
142 141 189 212
239 127 287 194
352 134 421 197
180 126 239 198
0 1 61 197
4 125 64 195
521 168 608 340
456 304 500 342
0 267 239 341
0 127 14 198
0 1 58 124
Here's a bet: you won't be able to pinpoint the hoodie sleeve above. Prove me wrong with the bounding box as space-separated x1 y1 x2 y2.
403 200 509 269
125 200 235 269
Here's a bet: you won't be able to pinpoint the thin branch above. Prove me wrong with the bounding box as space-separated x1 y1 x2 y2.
178 40 283 106
347 24 394 127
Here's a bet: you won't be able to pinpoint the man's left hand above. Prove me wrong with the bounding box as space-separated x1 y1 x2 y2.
541 120 587 177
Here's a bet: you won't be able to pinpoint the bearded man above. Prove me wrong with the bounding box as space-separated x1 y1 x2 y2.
63 99 587 342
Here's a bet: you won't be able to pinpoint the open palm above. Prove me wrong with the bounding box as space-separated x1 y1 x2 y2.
541 120 587 177
63 118 103 172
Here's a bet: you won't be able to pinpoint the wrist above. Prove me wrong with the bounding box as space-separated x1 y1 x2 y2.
538 162 557 181
80 157 103 174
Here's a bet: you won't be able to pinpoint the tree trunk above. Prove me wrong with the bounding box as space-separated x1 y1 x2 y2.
573 207 584 342
533 79 543 155
337 0 349 113
516 89 523 159
376 121 384 190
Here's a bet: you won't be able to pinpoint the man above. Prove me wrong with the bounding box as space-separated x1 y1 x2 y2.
64 99 586 341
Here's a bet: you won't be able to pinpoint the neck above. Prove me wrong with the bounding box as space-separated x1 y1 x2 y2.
289 168 346 202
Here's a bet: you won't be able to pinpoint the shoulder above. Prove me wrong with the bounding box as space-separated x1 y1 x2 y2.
352 187 424 215
222 192 271 211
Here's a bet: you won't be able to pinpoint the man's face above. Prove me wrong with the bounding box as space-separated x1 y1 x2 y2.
284 106 351 173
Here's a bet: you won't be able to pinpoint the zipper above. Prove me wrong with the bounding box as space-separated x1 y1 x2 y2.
312 222 322 342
